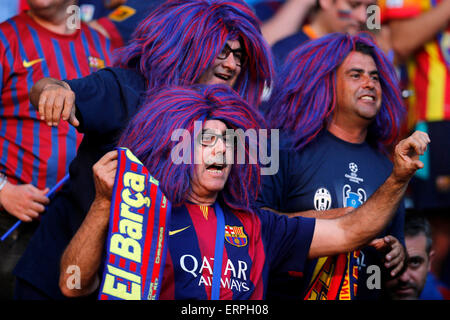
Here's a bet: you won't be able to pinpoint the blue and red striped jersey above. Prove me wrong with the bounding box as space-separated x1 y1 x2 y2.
0 12 112 189
160 203 315 300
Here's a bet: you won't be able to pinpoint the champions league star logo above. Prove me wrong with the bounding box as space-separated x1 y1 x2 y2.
343 163 366 208
345 162 364 184
314 188 332 211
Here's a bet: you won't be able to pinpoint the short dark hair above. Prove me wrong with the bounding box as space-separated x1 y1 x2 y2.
405 214 433 254
355 40 376 57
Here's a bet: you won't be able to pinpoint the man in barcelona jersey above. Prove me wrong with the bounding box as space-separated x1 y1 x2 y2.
0 0 112 299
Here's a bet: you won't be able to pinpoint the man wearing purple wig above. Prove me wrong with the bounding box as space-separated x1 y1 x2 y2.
57 84 428 300
14 0 274 299
260 33 411 300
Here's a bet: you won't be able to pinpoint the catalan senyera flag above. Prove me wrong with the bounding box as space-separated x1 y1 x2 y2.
303 251 360 300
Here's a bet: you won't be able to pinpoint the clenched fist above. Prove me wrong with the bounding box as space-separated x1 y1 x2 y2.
92 150 118 203
392 131 430 183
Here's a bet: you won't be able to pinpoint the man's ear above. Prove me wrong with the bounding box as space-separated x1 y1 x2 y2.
427 249 435 272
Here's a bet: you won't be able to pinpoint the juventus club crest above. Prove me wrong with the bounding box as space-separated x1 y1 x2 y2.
314 188 332 211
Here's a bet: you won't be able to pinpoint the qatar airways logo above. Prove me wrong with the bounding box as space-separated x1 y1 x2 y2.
180 255 250 292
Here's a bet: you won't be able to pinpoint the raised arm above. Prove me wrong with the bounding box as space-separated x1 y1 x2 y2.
308 131 430 259
263 206 354 219
59 151 118 298
260 0 316 46
389 0 450 62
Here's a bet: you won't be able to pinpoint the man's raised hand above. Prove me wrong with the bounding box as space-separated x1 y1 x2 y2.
392 131 430 183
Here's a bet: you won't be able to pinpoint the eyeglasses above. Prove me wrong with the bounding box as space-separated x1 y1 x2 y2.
217 44 246 67
199 132 235 147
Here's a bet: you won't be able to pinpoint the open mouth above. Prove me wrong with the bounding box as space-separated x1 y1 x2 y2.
359 94 376 102
206 163 227 174
214 73 232 82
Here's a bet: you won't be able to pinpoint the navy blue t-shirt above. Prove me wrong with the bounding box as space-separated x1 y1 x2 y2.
271 30 310 69
259 130 405 300
13 67 146 299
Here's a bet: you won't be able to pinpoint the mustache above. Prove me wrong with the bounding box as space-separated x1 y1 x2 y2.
395 280 418 291
204 155 228 166
358 89 376 96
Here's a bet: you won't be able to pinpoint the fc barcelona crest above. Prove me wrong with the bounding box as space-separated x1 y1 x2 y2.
108 5 136 22
88 56 105 71
224 225 248 247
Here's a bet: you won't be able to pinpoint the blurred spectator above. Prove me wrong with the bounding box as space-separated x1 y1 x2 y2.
382 0 450 210
384 213 448 300
88 0 162 49
260 0 316 46
427 212 450 298
0 0 20 23
78 0 113 22
272 0 376 67
0 0 112 299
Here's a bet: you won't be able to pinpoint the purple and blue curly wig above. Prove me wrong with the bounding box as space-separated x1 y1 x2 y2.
118 85 265 212
267 33 406 151
114 0 274 107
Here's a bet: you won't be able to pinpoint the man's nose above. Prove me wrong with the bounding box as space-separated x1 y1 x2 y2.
353 5 368 25
221 53 238 71
362 74 376 89
398 268 412 283
214 136 227 154
211 137 227 165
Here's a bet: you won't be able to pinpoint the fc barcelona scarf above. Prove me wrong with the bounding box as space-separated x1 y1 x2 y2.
98 148 171 300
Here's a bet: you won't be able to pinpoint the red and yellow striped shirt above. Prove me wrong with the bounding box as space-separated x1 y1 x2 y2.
382 0 450 126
